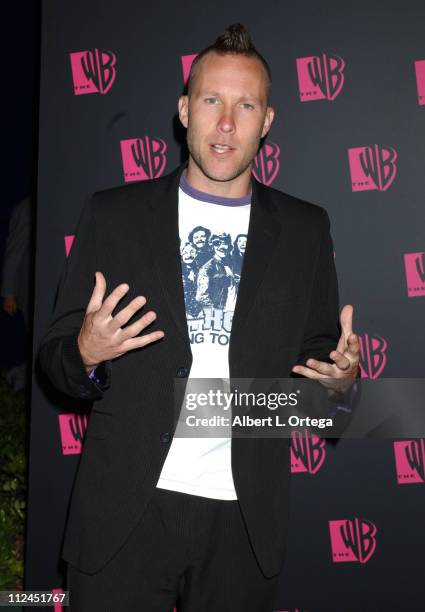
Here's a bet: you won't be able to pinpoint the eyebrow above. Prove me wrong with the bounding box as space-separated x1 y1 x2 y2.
199 90 260 103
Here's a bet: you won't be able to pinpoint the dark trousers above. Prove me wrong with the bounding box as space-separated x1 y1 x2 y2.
67 487 280 611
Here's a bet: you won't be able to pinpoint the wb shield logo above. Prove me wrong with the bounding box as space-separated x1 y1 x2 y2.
404 252 425 297
394 440 425 484
252 142 280 186
296 53 345 102
329 518 377 564
181 54 198 85
358 332 387 380
414 59 425 106
290 429 326 474
120 136 167 182
58 413 87 455
70 48 116 95
416 254 425 281
64 235 75 258
348 144 397 192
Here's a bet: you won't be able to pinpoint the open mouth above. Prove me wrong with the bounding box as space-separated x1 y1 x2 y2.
210 144 234 154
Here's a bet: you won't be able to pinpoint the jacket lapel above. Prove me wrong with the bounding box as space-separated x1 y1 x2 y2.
146 165 191 350
230 178 282 341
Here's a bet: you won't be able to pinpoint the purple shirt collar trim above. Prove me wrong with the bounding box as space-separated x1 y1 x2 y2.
179 171 251 206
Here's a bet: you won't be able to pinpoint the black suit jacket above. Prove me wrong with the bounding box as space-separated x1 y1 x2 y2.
38 164 341 577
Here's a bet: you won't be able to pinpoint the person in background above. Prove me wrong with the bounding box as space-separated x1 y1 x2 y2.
1 196 32 390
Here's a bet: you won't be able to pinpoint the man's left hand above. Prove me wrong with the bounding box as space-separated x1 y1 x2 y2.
292 304 360 394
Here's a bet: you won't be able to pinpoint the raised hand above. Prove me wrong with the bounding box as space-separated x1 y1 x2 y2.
292 304 360 393
77 271 164 372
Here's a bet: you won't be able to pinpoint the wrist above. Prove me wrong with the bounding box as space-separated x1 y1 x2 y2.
77 332 100 372
86 364 99 375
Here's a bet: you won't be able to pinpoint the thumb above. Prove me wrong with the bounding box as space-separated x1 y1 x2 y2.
86 271 106 313
340 304 354 338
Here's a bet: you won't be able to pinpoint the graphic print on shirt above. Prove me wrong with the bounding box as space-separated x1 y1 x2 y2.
180 226 247 347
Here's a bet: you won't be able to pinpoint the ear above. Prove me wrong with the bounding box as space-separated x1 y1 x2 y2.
178 95 189 128
261 106 275 138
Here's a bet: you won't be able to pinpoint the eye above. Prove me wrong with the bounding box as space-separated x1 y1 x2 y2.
205 97 219 104
240 103 255 110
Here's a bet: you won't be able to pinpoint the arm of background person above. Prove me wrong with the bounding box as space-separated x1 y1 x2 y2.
0 197 31 300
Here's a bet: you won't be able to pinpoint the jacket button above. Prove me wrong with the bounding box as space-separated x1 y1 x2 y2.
160 432 171 444
176 367 188 378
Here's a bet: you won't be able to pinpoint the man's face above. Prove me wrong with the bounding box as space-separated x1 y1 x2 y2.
212 238 230 259
178 53 274 184
181 243 197 263
237 236 247 253
192 230 207 248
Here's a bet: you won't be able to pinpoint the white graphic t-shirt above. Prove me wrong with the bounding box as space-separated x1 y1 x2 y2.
156 172 251 499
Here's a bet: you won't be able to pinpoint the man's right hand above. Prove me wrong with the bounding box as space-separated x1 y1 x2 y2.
77 271 164 373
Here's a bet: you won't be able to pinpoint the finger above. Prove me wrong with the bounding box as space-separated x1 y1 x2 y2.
335 333 347 355
97 281 130 321
109 295 147 331
329 350 351 371
293 358 335 377
346 333 360 357
305 358 336 376
119 309 157 339
292 364 331 380
86 271 107 314
121 329 165 352
340 304 354 338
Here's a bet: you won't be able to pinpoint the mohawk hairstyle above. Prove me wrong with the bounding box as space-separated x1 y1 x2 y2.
187 23 272 101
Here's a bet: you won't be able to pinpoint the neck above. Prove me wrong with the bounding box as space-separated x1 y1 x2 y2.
185 159 252 198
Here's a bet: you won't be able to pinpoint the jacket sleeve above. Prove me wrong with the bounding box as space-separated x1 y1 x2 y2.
295 208 360 440
37 195 111 400
297 208 340 367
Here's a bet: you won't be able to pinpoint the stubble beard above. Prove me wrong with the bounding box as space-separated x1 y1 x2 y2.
186 130 258 184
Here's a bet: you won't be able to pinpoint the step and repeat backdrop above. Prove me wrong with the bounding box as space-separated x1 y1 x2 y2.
29 1 424 610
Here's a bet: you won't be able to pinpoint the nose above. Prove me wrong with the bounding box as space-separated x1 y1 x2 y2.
216 107 236 135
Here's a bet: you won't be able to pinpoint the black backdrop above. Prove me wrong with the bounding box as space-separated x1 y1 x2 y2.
28 1 425 610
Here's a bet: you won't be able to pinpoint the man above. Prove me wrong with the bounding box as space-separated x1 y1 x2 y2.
1 195 32 390
188 225 212 268
196 233 235 309
180 241 201 318
38 24 359 612
230 233 247 288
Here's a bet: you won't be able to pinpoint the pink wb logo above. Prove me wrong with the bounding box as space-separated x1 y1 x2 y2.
296 53 345 102
290 429 326 474
252 142 280 186
404 252 425 297
394 440 425 484
70 49 116 95
120 136 167 182
348 144 397 192
58 413 87 455
329 518 377 564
